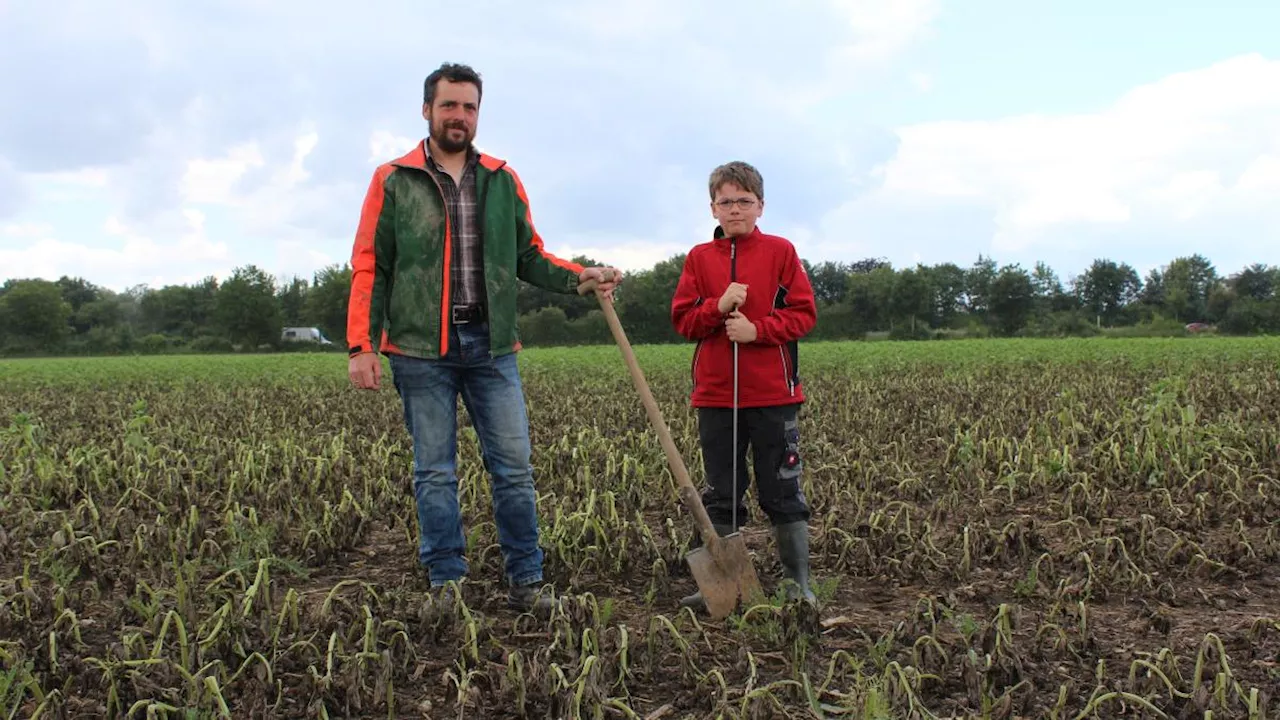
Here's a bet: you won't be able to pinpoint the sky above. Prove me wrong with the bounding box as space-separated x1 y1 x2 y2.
1 0 1278 293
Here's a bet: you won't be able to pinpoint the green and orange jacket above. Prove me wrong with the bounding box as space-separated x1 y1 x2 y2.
346 141 585 359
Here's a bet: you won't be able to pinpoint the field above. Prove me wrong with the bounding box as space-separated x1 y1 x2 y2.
2 336 1279 719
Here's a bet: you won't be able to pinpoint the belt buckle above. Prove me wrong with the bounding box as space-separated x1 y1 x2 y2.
452 304 479 325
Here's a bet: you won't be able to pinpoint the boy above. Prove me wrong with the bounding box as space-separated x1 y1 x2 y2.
669 160 819 610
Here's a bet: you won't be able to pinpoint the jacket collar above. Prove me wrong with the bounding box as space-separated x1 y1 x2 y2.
712 224 762 245
391 139 506 172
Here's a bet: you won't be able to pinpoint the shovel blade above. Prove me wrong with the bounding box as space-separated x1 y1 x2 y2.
685 532 763 620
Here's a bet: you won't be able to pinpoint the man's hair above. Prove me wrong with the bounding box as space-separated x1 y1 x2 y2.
424 62 483 105
708 161 764 201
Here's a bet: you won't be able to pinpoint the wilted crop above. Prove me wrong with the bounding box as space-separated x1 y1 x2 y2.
1 337 1278 718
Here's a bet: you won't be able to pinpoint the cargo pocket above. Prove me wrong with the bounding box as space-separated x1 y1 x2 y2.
777 417 805 501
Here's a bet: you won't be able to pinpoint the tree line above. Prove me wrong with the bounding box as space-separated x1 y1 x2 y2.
0 252 1277 357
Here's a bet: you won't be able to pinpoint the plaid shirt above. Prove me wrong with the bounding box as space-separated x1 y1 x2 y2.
426 146 484 308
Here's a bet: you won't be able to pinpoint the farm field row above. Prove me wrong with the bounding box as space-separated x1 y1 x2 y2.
2 336 1279 718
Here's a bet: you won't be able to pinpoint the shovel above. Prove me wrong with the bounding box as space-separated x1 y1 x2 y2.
578 273 764 620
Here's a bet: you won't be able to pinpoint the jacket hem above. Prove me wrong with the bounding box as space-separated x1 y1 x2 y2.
379 339 521 360
690 393 806 409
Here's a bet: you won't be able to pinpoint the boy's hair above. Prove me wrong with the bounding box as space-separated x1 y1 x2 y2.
708 161 764 201
424 62 483 106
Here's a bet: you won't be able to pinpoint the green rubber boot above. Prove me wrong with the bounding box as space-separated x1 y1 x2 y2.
774 521 817 605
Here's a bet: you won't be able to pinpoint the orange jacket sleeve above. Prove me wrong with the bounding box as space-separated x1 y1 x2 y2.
346 166 396 355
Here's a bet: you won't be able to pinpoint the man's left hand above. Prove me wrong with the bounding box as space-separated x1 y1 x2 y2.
579 266 623 298
726 310 757 343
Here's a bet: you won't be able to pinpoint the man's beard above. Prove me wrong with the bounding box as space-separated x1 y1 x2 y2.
432 120 472 153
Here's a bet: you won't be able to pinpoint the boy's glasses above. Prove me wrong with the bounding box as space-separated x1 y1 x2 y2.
713 198 757 209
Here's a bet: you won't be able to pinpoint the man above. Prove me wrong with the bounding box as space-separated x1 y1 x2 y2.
346 62 621 615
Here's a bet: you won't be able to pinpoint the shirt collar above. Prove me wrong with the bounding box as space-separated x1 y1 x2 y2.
425 141 478 171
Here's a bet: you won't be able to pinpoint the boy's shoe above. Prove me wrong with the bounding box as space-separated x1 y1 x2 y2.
508 582 558 616
678 589 707 612
774 520 817 605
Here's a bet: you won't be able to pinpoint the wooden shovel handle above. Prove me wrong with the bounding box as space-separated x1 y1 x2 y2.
578 275 722 547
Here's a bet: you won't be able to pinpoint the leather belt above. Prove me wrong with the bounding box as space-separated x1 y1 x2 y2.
451 303 486 325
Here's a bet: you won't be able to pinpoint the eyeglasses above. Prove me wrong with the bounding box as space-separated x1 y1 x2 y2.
713 198 757 209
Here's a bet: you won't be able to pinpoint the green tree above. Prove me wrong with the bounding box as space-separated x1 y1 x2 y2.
517 306 572 346
0 279 72 352
920 262 968 328
1138 267 1164 313
987 264 1035 336
848 257 890 274
1031 261 1074 315
214 265 281 347
1073 259 1141 325
1228 263 1276 301
965 255 998 318
1155 254 1217 322
56 276 101 333
888 267 931 332
844 265 895 333
277 276 310 326
79 295 124 330
517 254 600 321
805 260 850 305
305 264 352 347
139 277 219 338
616 254 685 345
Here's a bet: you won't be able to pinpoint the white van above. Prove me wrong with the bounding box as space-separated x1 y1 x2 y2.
281 327 333 345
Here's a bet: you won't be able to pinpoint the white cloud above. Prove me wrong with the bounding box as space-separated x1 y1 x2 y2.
16 168 111 207
284 132 318 185
559 0 686 40
557 239 691 274
2 222 54 238
829 0 940 63
7 1 1274 296
173 128 333 244
274 239 335 281
1 0 944 290
0 209 230 290
180 129 322 211
368 130 416 164
181 142 265 204
836 53 1280 258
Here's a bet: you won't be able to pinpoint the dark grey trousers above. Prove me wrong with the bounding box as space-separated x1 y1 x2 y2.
697 402 811 529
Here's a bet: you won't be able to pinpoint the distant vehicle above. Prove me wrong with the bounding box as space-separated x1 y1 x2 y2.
281 327 333 344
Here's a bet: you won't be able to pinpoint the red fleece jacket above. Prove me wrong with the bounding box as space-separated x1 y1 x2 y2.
670 225 817 408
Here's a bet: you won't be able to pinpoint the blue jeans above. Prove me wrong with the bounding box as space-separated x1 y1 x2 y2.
389 322 544 588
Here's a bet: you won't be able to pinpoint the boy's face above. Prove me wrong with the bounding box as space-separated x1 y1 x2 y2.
711 182 762 237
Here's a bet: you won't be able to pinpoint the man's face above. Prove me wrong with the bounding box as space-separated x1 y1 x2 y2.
423 79 479 153
711 182 763 237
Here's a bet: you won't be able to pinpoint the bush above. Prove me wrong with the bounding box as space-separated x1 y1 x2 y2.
567 310 610 345
1023 311 1100 338
190 336 235 353
1104 314 1188 338
810 303 857 341
139 333 174 354
888 322 932 341
518 306 572 347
